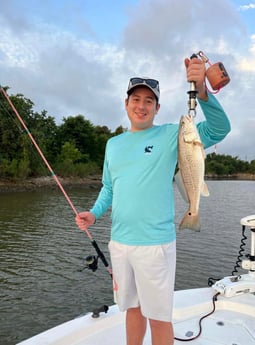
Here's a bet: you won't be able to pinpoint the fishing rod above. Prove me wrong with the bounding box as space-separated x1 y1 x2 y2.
0 86 112 278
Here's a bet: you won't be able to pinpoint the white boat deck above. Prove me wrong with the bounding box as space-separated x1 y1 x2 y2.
173 288 255 344
17 287 255 345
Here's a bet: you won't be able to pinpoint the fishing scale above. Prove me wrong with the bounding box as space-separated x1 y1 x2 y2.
198 50 230 91
187 50 230 116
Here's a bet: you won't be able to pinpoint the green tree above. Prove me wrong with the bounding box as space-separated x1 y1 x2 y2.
56 115 96 160
114 125 127 135
205 153 254 176
0 89 58 178
57 141 82 163
249 160 255 174
93 125 112 167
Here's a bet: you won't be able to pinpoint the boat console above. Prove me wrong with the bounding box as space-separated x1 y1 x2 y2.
213 215 255 297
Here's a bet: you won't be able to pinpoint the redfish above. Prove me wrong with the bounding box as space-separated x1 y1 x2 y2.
176 115 209 231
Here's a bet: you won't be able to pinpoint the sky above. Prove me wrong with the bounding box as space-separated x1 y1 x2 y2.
0 0 254 161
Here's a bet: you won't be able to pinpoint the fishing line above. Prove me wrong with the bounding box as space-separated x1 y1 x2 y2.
0 86 113 279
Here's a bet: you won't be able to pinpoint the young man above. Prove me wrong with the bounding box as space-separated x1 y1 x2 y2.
76 57 231 345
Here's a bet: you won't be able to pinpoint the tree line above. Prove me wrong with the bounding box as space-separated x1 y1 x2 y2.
0 89 254 180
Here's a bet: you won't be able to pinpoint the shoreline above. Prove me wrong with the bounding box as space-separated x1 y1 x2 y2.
0 176 102 192
0 173 254 193
205 173 255 181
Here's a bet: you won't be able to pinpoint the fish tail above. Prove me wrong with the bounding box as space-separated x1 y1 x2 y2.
179 211 201 231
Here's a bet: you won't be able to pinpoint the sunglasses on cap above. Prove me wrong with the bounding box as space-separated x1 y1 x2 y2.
127 77 160 100
129 77 159 90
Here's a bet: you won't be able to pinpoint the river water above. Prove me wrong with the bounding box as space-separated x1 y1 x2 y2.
0 180 254 345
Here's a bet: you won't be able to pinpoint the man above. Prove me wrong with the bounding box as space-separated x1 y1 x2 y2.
76 57 231 345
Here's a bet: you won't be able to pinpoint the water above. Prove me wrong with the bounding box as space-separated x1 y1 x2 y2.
0 180 254 345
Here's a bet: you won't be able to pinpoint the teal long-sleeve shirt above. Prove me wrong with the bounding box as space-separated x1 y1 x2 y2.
90 94 231 245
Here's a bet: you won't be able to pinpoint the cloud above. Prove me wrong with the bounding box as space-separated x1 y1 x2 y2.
0 0 254 161
237 34 255 71
122 0 245 54
239 3 255 11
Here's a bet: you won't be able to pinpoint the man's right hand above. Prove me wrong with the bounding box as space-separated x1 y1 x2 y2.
75 212 96 231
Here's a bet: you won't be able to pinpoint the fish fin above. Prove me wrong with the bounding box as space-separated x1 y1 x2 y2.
179 211 201 232
174 170 189 203
201 181 210 197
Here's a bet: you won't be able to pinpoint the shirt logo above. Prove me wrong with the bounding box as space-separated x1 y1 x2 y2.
144 145 153 154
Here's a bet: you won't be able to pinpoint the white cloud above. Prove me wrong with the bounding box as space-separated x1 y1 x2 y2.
239 3 255 11
0 0 254 161
237 34 255 71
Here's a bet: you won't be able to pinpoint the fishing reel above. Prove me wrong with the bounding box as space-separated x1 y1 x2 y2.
78 240 111 275
84 255 99 272
79 254 99 272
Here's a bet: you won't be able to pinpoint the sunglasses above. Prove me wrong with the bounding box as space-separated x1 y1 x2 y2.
129 77 159 91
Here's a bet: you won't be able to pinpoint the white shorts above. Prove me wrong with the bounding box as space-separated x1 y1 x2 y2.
108 240 176 322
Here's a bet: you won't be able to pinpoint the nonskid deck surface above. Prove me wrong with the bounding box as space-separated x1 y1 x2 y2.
17 288 255 345
173 310 255 345
173 288 255 344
